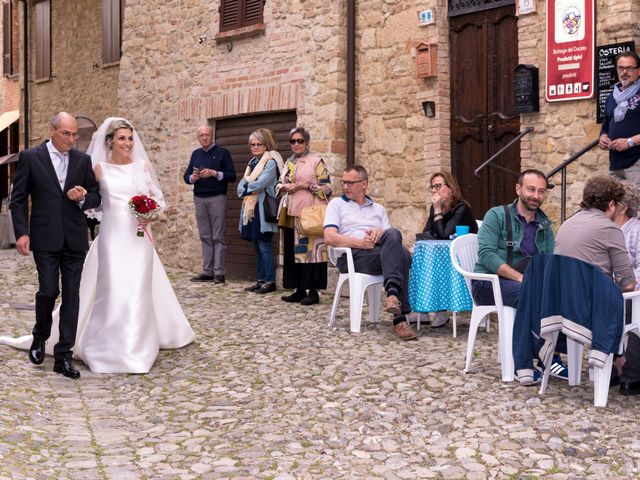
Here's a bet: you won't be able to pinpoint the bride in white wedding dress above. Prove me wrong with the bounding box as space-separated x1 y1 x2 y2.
0 118 195 373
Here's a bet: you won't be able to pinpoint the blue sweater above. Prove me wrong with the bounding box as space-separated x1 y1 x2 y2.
183 144 237 197
513 254 623 381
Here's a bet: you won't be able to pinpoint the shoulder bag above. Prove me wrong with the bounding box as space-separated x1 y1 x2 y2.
299 189 328 237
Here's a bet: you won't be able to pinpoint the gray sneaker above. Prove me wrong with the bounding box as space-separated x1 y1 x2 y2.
431 311 450 328
406 311 430 326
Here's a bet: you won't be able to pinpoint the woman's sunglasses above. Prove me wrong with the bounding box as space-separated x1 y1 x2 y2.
289 138 306 145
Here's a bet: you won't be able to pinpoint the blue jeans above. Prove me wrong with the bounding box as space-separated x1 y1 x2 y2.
472 278 521 308
253 239 275 283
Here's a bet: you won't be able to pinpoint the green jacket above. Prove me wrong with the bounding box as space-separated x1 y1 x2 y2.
474 200 555 274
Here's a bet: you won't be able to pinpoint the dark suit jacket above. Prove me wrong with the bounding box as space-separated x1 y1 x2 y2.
10 141 101 252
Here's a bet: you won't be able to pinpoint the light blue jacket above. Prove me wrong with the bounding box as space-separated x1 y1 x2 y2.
236 157 279 234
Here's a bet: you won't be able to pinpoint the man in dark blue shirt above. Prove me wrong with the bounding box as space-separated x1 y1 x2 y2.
600 51 640 189
183 125 237 283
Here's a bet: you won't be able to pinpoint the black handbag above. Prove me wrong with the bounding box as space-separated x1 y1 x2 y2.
263 193 279 223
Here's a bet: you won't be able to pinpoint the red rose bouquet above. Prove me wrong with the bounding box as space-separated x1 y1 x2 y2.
128 195 160 237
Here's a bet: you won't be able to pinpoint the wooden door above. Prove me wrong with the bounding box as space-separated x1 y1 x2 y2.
450 5 520 218
214 111 297 280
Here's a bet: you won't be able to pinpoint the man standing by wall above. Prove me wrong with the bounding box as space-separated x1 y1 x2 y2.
184 125 236 284
600 51 640 188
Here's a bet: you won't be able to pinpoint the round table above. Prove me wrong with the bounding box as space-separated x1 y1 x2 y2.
409 239 472 313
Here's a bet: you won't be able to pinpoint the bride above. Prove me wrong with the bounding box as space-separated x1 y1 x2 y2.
0 118 195 373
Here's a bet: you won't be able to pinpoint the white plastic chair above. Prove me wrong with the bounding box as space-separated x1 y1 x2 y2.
327 246 384 333
538 290 640 408
450 234 516 382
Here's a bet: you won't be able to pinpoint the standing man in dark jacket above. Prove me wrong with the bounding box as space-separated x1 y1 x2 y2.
599 51 640 189
10 112 101 379
184 125 236 284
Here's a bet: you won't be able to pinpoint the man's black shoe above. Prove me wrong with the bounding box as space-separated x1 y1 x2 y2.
620 380 640 395
214 275 226 284
53 358 80 379
190 274 215 282
28 337 46 365
256 282 276 294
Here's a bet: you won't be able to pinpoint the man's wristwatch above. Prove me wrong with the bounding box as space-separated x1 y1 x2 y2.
628 138 635 148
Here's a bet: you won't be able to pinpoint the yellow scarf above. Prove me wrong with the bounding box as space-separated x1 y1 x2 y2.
241 151 273 225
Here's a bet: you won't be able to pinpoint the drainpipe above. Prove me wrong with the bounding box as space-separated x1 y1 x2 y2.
346 0 355 166
21 0 29 148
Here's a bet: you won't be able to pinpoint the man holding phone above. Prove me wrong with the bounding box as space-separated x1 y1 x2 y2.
184 125 236 283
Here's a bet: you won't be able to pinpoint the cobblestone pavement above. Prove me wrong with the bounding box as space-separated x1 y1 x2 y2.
1 249 640 480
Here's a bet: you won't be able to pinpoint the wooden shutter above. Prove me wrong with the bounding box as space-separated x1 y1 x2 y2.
220 0 264 32
2 1 10 76
102 0 121 64
220 0 241 32
243 0 264 26
34 0 50 80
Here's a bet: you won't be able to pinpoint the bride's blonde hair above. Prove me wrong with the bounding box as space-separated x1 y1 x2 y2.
105 119 134 150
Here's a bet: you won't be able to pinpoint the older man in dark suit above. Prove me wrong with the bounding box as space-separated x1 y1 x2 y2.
10 112 100 379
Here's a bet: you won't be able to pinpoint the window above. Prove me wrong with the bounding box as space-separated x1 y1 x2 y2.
219 0 265 33
2 0 15 77
34 0 51 80
102 0 121 64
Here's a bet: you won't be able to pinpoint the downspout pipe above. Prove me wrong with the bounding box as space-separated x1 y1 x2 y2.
21 0 29 148
346 0 355 166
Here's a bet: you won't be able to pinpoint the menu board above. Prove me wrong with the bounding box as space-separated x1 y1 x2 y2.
595 41 635 124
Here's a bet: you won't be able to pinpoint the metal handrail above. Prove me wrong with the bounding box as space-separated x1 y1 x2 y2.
545 138 599 223
474 127 534 177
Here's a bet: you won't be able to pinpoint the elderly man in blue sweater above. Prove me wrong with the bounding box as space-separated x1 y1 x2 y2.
184 125 237 284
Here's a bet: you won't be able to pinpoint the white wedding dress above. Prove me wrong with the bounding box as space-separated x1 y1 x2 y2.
0 162 195 373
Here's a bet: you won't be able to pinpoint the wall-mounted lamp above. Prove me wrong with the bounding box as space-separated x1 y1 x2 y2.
422 101 435 118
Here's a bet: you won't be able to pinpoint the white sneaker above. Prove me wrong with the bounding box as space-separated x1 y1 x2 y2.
431 311 450 328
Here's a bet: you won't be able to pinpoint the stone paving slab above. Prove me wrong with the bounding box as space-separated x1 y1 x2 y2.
0 249 639 479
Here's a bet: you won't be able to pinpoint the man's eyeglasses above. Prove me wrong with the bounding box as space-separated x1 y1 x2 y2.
250 143 264 148
617 66 639 73
55 128 79 140
340 179 366 187
289 138 306 145
430 183 444 191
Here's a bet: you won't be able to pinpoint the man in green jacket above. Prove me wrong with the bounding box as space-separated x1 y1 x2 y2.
472 169 555 308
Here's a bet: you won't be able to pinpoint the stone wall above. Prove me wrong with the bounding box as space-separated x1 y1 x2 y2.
355 0 451 236
27 0 119 144
117 0 347 269
114 0 640 272
519 1 640 226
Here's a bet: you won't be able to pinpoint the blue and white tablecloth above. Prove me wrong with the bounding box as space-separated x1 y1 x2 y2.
409 240 472 312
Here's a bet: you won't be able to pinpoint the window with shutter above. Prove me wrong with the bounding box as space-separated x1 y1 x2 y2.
34 0 51 80
220 0 264 33
2 1 12 77
102 0 121 64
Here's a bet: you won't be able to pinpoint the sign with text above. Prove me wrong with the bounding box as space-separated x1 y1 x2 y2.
545 0 594 102
595 41 636 124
